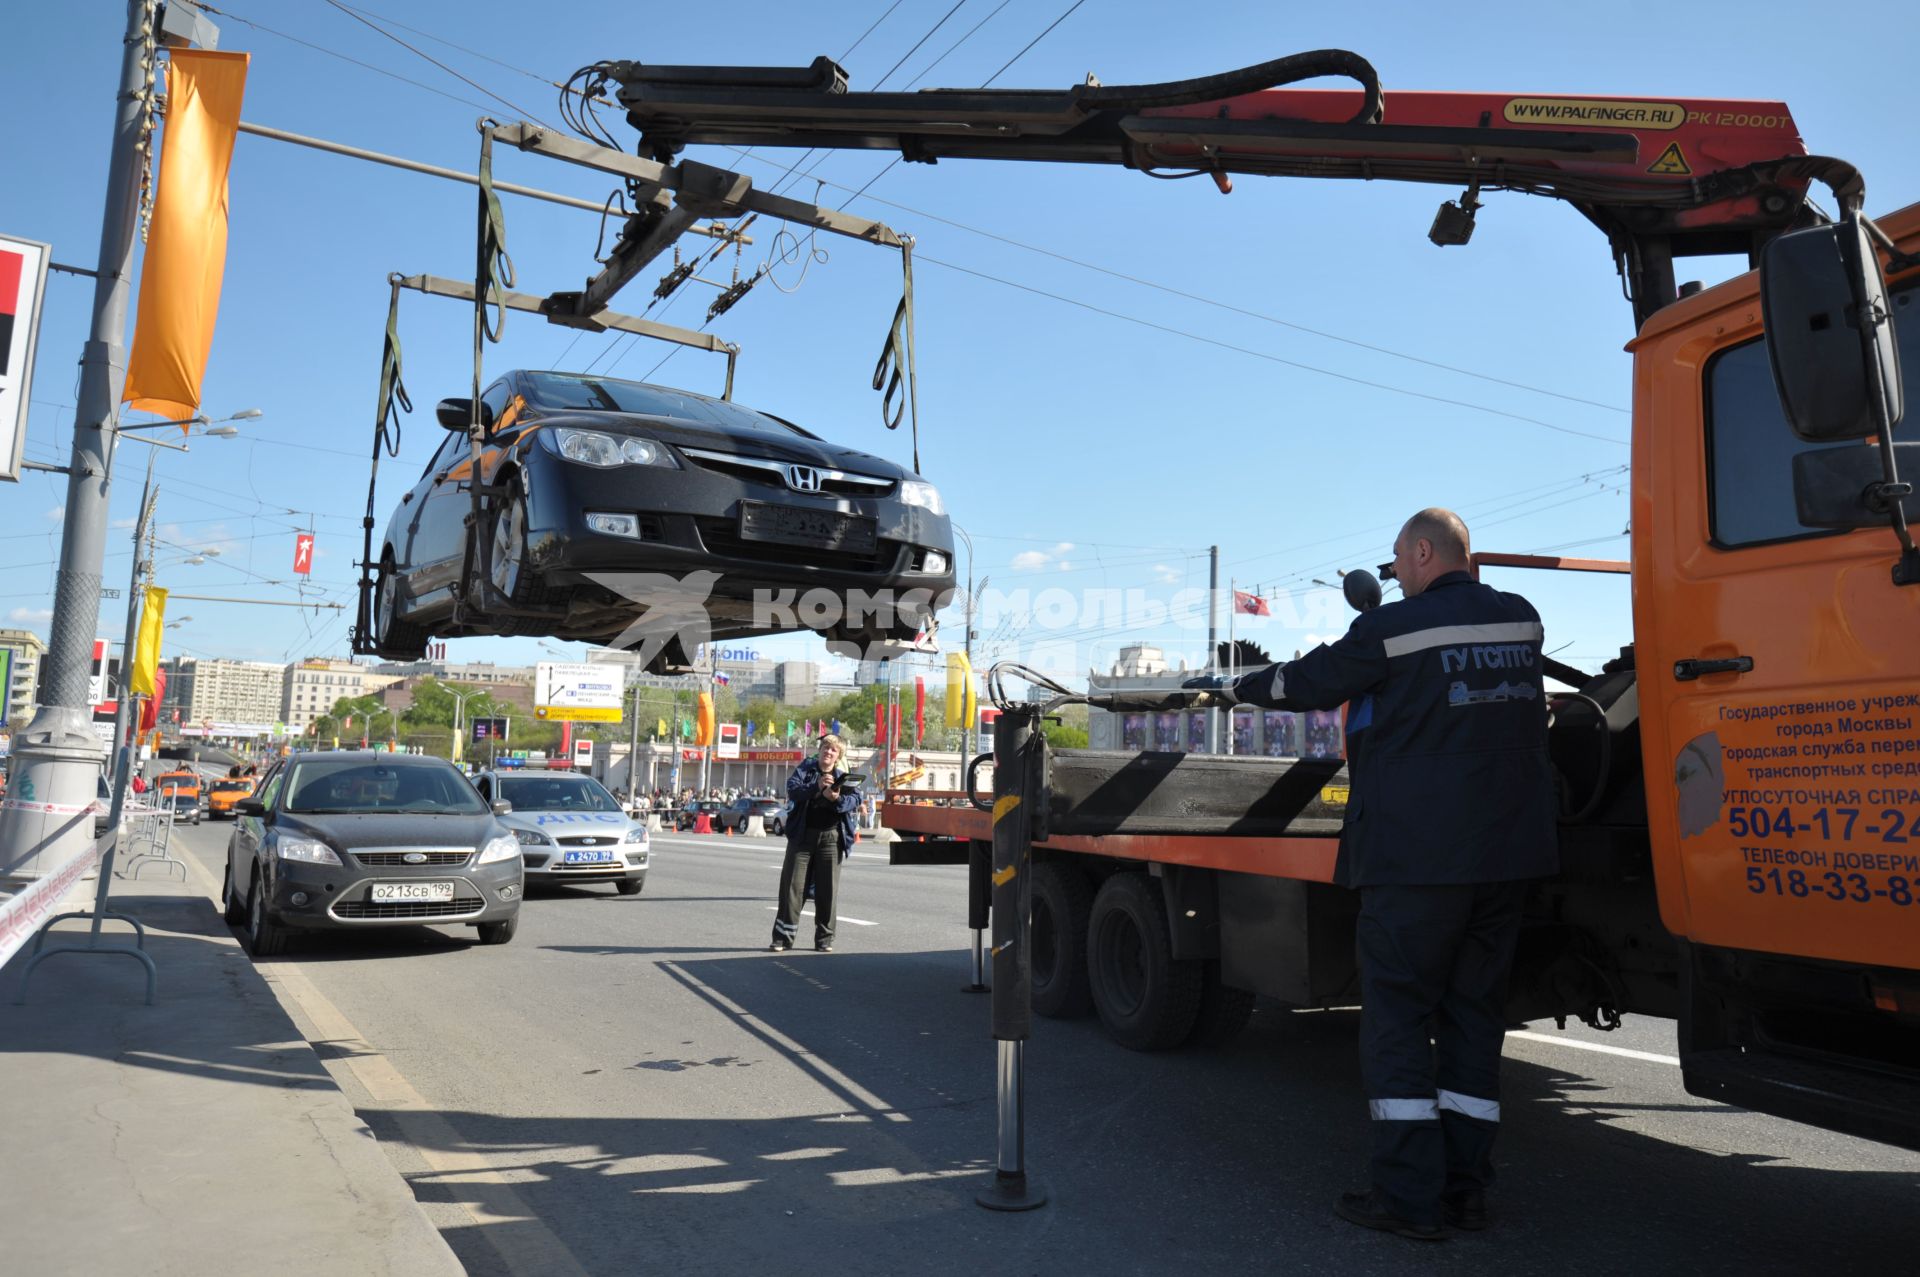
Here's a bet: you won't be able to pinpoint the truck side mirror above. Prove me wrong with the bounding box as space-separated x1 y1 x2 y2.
1760 217 1904 442
1792 442 1920 528
1342 569 1383 613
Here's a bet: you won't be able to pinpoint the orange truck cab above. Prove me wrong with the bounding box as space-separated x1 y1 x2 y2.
155 769 201 801
206 777 256 819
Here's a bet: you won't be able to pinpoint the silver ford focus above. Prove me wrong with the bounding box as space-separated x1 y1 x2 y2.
471 769 649 894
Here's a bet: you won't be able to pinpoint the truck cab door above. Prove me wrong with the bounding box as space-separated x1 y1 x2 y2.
1632 276 1920 975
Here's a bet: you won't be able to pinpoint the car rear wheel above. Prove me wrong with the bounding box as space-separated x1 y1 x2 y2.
476 913 518 945
376 551 428 659
221 862 246 925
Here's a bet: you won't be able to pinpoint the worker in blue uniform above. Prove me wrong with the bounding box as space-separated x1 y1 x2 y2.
1192 508 1557 1240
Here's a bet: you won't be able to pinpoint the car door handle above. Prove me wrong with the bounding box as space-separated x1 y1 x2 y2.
1673 655 1754 682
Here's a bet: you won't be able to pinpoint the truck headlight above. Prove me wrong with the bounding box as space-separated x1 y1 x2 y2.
275 838 340 865
900 480 944 515
478 834 522 865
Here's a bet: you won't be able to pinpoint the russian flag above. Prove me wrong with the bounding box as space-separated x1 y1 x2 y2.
712 670 730 686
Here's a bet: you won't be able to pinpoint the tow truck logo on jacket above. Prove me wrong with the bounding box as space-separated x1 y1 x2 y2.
1437 635 1539 706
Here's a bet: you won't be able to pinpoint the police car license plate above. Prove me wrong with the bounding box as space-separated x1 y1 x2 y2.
564 849 616 864
370 881 454 903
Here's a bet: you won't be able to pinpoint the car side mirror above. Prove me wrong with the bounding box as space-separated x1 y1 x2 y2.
1793 442 1920 528
234 798 266 817
1342 569 1383 612
492 799 513 815
435 397 497 431
1760 217 1904 442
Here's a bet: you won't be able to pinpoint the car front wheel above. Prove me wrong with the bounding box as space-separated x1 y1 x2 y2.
476 913 518 945
615 879 643 896
246 875 289 958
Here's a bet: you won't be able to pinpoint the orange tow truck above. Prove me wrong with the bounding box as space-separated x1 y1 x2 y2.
536 50 1920 1151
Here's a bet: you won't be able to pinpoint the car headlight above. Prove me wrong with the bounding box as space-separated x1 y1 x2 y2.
554 428 675 468
900 480 944 515
624 827 649 844
275 837 340 865
478 834 522 865
513 828 549 846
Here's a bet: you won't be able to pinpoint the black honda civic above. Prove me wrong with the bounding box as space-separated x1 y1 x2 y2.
370 370 955 669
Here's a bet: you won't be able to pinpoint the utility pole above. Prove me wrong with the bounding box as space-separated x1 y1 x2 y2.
1 2 179 884
1205 545 1220 755
626 677 643 808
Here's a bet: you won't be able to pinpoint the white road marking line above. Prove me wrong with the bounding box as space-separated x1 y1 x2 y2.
1505 1029 1679 1066
765 906 877 926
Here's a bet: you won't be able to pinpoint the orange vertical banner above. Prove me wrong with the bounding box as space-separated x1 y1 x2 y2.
123 49 250 422
695 693 716 746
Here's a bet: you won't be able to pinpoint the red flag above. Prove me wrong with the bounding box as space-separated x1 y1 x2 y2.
561 720 574 757
914 678 925 745
890 703 900 750
874 702 886 746
1233 589 1270 617
293 533 314 575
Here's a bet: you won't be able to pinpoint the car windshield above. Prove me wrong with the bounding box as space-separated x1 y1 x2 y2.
211 781 251 793
521 371 816 439
283 759 489 815
497 775 621 813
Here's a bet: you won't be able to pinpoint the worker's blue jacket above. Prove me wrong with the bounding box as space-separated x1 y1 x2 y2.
784 758 862 855
1230 570 1558 887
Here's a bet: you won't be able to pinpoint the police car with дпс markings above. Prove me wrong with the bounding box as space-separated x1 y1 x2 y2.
471 770 648 895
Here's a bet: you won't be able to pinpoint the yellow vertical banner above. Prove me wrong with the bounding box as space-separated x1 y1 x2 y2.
129 585 167 696
123 48 250 421
945 651 975 729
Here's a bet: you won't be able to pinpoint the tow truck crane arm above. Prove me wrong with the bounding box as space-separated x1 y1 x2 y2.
594 49 1860 326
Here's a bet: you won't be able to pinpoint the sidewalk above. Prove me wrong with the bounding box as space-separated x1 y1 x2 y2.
0 850 463 1276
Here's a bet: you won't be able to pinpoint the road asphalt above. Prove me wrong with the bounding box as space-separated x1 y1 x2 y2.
4 818 1917 1275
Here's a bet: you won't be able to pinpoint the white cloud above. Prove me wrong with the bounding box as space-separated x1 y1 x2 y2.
43 506 63 523
9 607 52 623
1011 550 1051 571
111 517 137 530
1058 561 1072 572
1050 542 1074 556
1152 563 1182 585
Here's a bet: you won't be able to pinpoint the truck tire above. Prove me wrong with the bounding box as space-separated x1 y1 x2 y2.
1088 872 1202 1050
1030 860 1095 1019
1186 960 1256 1047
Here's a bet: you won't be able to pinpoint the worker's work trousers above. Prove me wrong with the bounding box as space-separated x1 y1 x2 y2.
773 826 841 947
1356 880 1528 1227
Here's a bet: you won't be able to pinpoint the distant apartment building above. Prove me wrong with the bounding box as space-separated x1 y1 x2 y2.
0 628 47 728
282 658 402 732
172 658 294 729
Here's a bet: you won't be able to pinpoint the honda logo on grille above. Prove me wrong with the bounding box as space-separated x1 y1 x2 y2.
787 465 823 493
403 852 428 864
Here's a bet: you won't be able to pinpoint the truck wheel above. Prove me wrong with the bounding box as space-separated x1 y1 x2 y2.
1186 960 1256 1047
1088 872 1201 1050
1031 860 1094 1018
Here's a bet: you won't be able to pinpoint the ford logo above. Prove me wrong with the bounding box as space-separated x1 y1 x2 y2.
403 852 428 864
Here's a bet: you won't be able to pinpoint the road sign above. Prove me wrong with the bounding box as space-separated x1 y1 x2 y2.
572 739 594 770
293 532 314 575
0 233 52 485
535 662 623 722
717 722 741 760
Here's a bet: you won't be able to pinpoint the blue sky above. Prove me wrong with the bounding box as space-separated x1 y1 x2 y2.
6 0 1917 687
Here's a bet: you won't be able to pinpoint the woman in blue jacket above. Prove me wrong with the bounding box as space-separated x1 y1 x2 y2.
770 734 861 952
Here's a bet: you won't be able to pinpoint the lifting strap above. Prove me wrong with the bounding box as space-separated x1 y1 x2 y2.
871 237 922 473
352 274 411 652
466 121 515 612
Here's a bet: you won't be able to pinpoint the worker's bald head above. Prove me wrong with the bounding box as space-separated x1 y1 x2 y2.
1391 508 1471 597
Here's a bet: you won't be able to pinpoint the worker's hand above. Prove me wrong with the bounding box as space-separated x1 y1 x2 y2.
1181 674 1240 707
